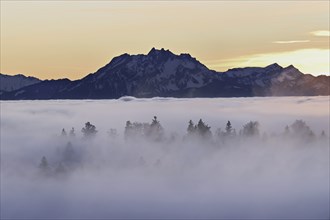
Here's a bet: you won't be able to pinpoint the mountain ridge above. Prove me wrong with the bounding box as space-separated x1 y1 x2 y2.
0 73 41 94
1 48 329 99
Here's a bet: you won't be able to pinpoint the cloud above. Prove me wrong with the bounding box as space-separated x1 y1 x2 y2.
1 98 329 219
311 30 330 37
207 48 330 76
272 40 310 44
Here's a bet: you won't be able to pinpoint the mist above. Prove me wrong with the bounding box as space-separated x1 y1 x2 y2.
1 97 329 219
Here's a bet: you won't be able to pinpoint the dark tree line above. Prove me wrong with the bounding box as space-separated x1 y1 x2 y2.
187 119 212 138
39 117 328 176
124 116 164 141
58 118 326 141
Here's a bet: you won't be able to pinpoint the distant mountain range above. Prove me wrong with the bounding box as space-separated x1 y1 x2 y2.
0 74 41 94
1 48 329 100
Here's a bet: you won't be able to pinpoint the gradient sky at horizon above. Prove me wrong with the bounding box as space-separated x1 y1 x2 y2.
1 1 329 80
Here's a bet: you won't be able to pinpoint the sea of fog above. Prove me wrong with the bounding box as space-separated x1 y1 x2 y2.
1 96 329 219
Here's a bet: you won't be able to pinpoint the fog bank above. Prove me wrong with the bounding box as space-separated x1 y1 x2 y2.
1 97 329 219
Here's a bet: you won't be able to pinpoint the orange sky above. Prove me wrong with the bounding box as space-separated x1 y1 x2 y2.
1 1 329 80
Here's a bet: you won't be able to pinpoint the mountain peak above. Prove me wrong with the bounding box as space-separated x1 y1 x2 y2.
281 65 303 77
148 47 174 56
148 47 157 54
260 63 283 74
2 49 329 100
265 63 283 70
285 64 298 70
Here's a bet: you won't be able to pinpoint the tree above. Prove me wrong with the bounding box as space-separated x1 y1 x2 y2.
39 156 50 175
196 119 212 138
186 119 211 139
242 121 259 137
187 120 195 134
147 116 164 140
124 121 133 139
39 156 49 169
225 121 233 135
290 120 314 140
151 116 159 126
61 128 67 136
150 116 162 133
320 130 327 139
81 122 97 138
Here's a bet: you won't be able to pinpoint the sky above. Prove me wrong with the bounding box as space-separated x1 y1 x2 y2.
0 1 329 80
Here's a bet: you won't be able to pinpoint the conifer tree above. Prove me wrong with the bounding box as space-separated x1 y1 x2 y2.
39 156 49 169
320 130 327 139
290 120 314 141
225 121 232 135
196 119 212 138
242 121 259 137
61 128 67 136
81 122 97 138
187 120 195 134
147 116 164 140
39 156 50 175
124 121 133 138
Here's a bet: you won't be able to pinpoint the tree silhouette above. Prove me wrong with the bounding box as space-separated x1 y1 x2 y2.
320 130 327 139
82 122 97 138
196 119 212 138
242 121 259 137
124 121 133 139
147 116 164 140
186 119 211 138
283 125 290 136
39 156 49 169
152 116 162 128
39 156 50 175
61 128 67 136
290 120 314 140
125 117 163 140
225 121 233 135
319 130 328 142
187 120 196 135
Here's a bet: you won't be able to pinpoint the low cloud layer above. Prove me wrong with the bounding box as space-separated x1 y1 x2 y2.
311 30 330 37
1 97 329 219
272 40 310 44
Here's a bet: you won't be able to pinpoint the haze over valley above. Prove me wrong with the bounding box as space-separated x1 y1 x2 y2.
1 97 329 219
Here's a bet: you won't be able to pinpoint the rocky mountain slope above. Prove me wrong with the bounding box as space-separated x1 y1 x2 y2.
0 74 41 94
1 48 329 99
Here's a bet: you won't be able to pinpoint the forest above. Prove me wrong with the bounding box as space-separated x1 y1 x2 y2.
39 116 328 177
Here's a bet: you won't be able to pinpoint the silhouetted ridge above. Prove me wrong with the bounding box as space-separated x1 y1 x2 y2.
1 48 329 100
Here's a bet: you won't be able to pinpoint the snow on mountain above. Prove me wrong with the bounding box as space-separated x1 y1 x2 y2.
1 48 329 100
0 73 41 93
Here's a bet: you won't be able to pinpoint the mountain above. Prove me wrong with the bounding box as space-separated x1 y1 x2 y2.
0 73 41 94
1 48 329 100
